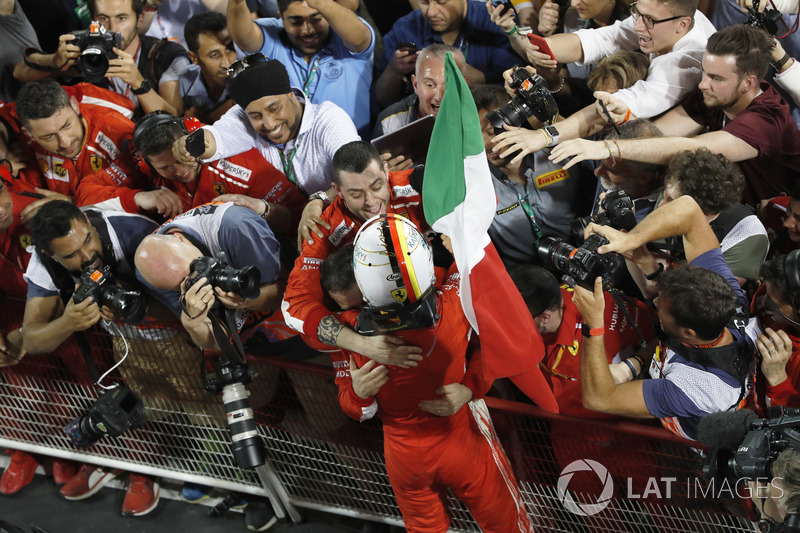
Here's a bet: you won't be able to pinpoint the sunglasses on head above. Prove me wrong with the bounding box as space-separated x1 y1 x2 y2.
227 53 269 80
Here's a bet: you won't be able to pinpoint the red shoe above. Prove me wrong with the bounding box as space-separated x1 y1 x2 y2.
0 450 39 494
52 459 78 485
121 474 160 517
60 464 121 501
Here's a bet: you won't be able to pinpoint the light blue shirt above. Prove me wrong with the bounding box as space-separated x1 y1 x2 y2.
254 17 374 137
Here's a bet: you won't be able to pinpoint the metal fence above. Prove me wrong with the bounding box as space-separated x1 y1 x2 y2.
0 313 758 531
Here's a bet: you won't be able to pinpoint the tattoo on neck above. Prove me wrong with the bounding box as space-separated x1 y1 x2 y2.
317 315 343 345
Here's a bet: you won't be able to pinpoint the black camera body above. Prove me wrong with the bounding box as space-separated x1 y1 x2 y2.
71 22 121 83
64 385 146 448
186 256 261 301
487 68 559 135
571 190 637 242
72 266 147 324
745 0 783 35
202 356 264 470
537 234 623 290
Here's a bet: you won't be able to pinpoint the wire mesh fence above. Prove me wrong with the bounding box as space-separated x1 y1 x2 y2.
0 310 759 531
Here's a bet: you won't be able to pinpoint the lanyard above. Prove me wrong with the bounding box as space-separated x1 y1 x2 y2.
302 57 320 99
501 176 543 243
278 136 302 185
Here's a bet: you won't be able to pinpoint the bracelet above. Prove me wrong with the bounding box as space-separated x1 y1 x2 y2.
612 139 621 160
622 358 638 379
632 354 646 369
621 108 631 124
539 129 553 148
773 52 792 71
644 262 664 280
261 198 270 220
504 25 518 36
602 140 616 166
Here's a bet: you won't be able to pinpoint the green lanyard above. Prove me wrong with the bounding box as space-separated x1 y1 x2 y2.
278 144 298 185
302 57 320 99
503 177 543 243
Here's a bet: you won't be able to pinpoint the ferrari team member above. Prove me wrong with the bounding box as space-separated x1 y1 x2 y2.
12 79 183 218
332 214 533 532
133 111 307 238
281 140 430 367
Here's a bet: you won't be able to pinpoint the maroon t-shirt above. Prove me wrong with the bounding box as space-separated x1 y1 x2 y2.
681 82 800 205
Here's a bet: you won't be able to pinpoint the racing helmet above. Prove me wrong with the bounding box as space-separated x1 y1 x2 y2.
353 214 435 309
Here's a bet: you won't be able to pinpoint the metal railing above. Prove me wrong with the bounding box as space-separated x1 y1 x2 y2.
0 312 758 531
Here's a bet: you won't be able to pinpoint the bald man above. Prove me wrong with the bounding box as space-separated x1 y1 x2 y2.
135 202 283 350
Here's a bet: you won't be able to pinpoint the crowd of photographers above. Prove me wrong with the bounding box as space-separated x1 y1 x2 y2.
2 0 800 530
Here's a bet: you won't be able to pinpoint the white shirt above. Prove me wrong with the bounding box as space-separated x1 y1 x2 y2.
575 12 717 118
775 59 800 108
204 90 360 196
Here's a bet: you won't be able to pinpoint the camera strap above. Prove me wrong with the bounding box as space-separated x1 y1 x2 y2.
608 288 648 349
166 228 248 366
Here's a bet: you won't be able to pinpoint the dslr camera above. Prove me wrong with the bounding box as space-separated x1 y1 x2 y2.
745 0 783 35
202 356 265 470
186 256 261 300
63 385 146 448
571 190 637 242
73 266 147 324
537 234 623 290
71 21 121 83
487 67 559 134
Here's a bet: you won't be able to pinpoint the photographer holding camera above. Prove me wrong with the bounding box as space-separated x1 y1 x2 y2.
14 0 189 117
571 195 760 441
21 200 171 515
134 201 283 350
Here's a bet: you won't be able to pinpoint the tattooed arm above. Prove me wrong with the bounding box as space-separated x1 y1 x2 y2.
319 314 423 368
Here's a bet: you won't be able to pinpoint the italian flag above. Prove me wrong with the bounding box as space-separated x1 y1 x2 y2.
423 53 558 413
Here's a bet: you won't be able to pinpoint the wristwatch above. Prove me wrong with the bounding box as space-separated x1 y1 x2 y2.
543 125 560 146
581 324 604 337
308 190 331 208
132 79 154 95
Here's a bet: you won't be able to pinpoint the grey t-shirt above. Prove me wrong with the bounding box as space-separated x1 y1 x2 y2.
0 0 40 102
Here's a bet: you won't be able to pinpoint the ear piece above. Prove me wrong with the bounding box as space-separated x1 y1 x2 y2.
133 112 204 176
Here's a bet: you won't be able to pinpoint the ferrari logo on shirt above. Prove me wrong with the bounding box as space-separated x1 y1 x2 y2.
38 159 49 175
90 155 103 172
53 160 68 178
535 169 569 188
19 234 32 249
213 183 226 196
567 339 580 356
391 288 407 303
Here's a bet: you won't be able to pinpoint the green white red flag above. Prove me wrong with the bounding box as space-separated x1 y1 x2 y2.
422 53 558 413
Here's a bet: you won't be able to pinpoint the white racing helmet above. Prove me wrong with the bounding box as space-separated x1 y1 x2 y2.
353 214 435 308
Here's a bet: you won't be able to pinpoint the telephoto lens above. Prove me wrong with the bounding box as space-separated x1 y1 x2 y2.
222 382 265 469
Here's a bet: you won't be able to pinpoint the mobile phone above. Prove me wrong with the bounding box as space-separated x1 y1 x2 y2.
491 0 517 17
396 42 418 54
186 129 206 158
527 33 556 62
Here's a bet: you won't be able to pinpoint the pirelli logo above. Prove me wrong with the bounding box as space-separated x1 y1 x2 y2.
535 169 569 188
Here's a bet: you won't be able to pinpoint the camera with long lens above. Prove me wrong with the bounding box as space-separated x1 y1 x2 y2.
487 68 559 134
202 356 265 470
63 385 145 448
72 266 147 324
745 0 783 35
537 234 622 290
71 21 121 83
571 190 637 243
186 256 261 300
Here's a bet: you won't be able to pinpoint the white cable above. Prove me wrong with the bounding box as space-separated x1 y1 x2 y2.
95 319 129 390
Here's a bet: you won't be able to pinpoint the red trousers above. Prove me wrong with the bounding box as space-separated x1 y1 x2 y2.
383 399 533 533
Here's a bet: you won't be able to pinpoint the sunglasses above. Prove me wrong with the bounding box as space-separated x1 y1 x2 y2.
629 2 689 29
227 53 269 80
